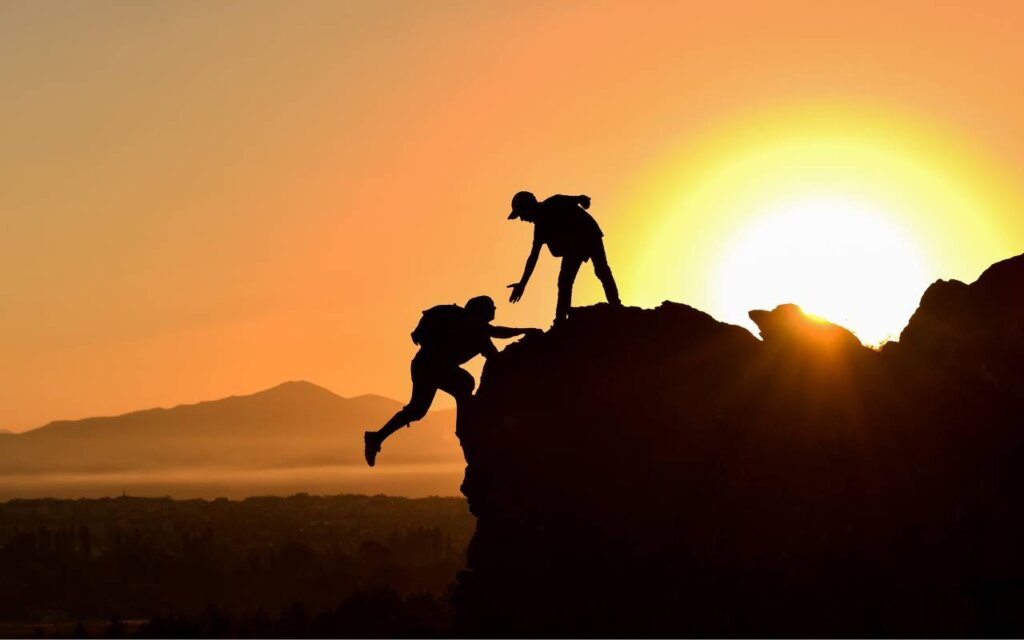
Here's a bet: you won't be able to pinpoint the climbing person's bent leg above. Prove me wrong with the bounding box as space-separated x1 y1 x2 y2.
364 356 439 467
438 366 475 405
590 240 621 306
556 256 584 324
437 367 476 439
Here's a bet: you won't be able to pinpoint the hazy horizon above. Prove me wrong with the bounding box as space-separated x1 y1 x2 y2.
0 380 465 499
0 462 466 501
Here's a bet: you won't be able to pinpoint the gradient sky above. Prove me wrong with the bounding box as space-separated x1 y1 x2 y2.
4 0 1024 431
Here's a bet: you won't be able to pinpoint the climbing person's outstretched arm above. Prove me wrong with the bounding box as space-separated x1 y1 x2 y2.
508 239 541 303
480 338 499 359
489 325 543 339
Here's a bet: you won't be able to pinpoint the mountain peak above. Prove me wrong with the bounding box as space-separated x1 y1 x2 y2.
254 380 341 399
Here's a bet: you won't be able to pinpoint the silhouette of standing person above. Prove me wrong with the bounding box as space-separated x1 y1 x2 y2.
364 295 539 467
507 191 621 324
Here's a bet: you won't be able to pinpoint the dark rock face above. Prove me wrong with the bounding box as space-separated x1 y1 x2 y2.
455 253 1024 637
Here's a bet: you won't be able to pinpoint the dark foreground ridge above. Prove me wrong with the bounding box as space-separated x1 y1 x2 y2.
454 253 1024 637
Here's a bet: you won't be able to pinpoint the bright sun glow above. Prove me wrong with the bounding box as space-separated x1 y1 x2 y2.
713 194 928 345
623 104 1021 345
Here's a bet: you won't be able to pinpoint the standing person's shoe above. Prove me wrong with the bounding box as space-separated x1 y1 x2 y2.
364 431 382 467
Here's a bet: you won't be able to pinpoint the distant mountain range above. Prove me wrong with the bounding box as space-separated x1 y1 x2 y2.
0 381 460 475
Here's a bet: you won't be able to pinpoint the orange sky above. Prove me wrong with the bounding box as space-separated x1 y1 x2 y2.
3 0 1024 431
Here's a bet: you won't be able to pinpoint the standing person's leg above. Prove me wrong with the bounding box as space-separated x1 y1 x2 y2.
365 357 438 466
556 256 584 323
590 240 621 306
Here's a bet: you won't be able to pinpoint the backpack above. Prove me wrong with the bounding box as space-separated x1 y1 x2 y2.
411 304 466 347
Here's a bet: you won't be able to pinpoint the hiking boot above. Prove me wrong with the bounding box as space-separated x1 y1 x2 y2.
364 431 382 467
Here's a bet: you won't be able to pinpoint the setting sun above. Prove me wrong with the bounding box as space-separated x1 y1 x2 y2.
713 194 929 345
625 104 1023 344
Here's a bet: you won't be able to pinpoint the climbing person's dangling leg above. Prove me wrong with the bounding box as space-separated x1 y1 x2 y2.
364 357 438 467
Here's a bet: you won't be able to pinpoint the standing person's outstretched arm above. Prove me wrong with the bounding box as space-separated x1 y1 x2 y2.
508 239 542 303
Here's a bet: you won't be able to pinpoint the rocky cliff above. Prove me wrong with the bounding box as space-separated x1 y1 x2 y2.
454 253 1024 637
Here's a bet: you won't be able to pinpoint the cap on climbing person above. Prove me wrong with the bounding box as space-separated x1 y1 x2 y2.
508 191 538 219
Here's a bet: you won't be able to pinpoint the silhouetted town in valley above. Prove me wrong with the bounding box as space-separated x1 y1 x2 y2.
0 494 473 638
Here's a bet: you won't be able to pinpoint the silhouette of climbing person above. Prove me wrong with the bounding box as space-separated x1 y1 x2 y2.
364 295 540 467
507 191 621 324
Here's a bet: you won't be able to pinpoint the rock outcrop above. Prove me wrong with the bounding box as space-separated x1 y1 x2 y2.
455 253 1024 637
